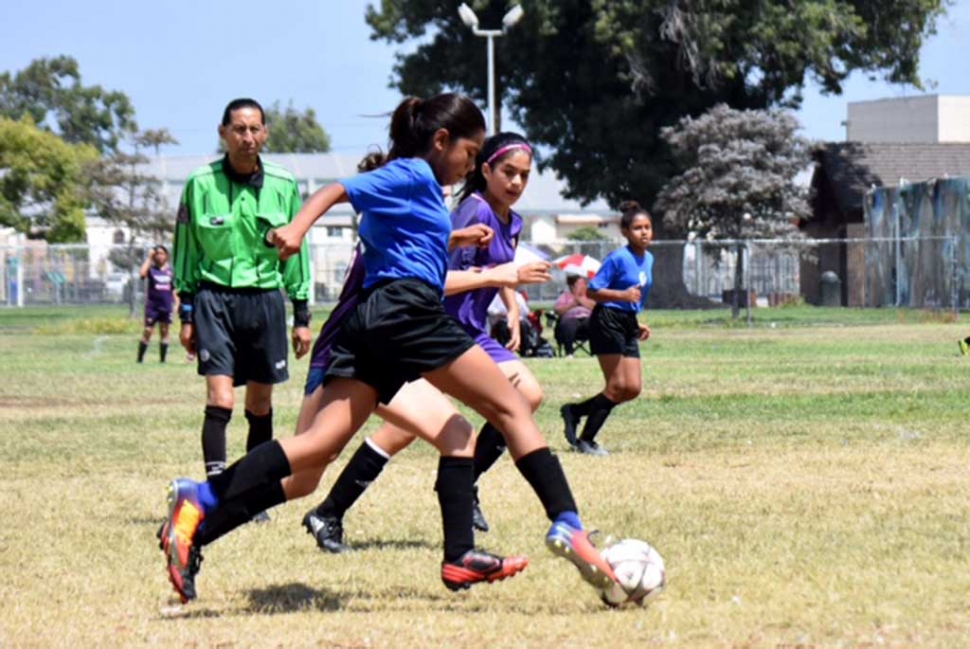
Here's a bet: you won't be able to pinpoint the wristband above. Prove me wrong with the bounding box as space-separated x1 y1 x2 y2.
293 301 311 328
178 303 194 324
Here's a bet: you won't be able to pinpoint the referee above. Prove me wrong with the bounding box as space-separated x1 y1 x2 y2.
172 98 312 510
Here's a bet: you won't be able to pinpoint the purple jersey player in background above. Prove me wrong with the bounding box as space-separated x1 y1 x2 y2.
138 245 177 364
299 132 555 553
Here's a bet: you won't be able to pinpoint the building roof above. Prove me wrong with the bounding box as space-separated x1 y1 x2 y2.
812 142 970 216
143 153 612 217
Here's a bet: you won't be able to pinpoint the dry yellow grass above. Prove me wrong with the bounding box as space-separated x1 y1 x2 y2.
1 319 969 647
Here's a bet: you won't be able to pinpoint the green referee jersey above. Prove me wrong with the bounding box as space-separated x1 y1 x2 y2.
172 156 310 300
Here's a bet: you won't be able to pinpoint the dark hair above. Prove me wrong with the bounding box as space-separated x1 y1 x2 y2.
618 200 651 230
221 98 265 126
458 132 533 202
154 244 168 255
566 274 586 289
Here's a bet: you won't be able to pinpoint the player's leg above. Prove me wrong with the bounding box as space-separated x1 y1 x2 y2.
423 345 616 590
573 355 641 455
162 377 378 602
137 314 155 363
470 357 544 531
158 321 170 363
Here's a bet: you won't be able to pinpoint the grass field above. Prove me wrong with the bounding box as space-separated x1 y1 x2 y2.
1 305 969 648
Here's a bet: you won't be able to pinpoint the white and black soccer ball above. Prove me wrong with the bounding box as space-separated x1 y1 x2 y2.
600 538 666 608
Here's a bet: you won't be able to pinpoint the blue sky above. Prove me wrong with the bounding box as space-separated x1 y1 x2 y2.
2 1 967 157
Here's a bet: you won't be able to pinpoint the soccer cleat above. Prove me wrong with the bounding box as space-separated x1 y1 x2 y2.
546 520 617 590
576 439 609 456
471 486 489 533
560 404 580 448
303 510 350 554
959 339 969 356
163 478 206 603
441 549 528 591
251 510 271 524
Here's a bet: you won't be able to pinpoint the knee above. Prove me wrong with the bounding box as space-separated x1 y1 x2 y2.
245 391 273 415
616 383 642 403
206 388 234 410
521 384 544 412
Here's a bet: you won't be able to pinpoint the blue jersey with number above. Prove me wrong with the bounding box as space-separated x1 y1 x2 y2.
340 158 450 291
589 245 653 313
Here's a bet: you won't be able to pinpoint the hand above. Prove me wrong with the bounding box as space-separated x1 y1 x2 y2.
516 261 552 285
179 323 196 354
450 223 494 250
292 326 312 359
638 322 651 341
269 223 306 261
623 285 642 303
486 262 521 288
506 319 521 352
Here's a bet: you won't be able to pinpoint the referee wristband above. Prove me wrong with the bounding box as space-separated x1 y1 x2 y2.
293 301 311 328
178 303 194 324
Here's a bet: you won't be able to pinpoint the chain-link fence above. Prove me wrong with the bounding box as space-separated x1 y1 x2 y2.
0 237 963 310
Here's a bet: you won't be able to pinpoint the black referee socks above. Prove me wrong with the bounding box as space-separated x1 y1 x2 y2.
202 405 232 477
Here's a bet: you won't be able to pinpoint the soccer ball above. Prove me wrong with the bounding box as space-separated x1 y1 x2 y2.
599 538 666 608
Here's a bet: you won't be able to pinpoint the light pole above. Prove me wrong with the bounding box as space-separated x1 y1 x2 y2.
458 3 524 136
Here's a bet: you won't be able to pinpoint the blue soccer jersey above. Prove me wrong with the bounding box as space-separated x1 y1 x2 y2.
588 245 654 313
340 158 451 291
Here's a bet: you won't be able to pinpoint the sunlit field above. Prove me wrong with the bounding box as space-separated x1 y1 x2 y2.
1 305 968 648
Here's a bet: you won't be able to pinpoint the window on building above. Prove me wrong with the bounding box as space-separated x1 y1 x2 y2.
113 230 125 244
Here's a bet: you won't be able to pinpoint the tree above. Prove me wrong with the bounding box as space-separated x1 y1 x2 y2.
567 225 609 257
265 101 331 153
366 0 949 305
0 116 98 242
87 128 179 314
656 104 811 317
0 55 136 154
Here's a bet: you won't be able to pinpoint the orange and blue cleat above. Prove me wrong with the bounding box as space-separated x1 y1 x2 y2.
546 520 617 590
441 549 528 591
162 478 205 603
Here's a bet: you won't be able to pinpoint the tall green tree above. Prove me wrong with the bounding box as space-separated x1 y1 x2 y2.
366 0 948 305
87 128 179 314
0 55 136 154
367 0 947 205
0 116 98 242
656 104 811 317
265 101 332 153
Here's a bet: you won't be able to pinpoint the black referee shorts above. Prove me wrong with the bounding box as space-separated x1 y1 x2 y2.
589 304 641 358
324 278 475 404
194 285 289 387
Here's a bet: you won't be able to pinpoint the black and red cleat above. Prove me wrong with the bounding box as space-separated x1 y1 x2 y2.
441 549 528 591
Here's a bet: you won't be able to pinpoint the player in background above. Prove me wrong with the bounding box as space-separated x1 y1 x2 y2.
137 245 176 363
302 132 550 552
158 94 615 604
560 201 654 456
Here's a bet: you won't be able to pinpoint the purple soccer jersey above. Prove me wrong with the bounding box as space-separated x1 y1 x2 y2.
146 265 174 312
443 193 522 339
309 245 366 371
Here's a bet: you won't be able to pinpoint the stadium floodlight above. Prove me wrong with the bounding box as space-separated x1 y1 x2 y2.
457 4 525 136
502 5 524 29
458 3 479 29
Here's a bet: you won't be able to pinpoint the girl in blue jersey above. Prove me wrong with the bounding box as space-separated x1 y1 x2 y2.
159 96 616 603
300 133 552 550
561 201 654 456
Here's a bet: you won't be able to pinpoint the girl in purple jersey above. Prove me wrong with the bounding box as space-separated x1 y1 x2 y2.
159 100 616 604
300 133 553 551
137 245 176 364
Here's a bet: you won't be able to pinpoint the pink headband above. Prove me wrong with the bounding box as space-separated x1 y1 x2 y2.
486 142 532 166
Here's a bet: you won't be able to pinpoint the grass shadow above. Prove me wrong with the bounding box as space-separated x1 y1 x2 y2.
245 582 348 614
351 538 436 552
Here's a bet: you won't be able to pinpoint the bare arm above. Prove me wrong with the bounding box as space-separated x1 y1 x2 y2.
138 252 153 279
588 285 641 304
271 183 349 261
